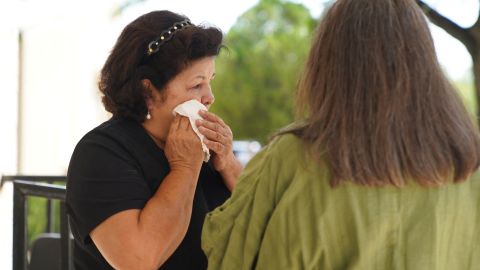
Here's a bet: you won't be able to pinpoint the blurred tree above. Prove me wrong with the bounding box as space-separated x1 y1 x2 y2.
417 0 480 121
112 0 147 17
211 0 317 143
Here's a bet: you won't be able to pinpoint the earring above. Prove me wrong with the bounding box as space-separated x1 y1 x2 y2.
146 111 151 120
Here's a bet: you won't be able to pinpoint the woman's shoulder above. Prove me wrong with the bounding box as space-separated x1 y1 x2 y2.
76 117 147 149
84 117 137 137
70 117 157 171
264 132 306 164
270 133 303 148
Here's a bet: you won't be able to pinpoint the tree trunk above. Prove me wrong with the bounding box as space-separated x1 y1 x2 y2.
417 0 480 125
473 51 480 121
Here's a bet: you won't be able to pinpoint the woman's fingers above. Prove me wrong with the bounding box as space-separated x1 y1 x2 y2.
199 110 226 128
199 126 227 143
177 115 190 131
170 115 182 132
165 115 204 170
203 138 225 153
195 110 234 157
196 119 231 138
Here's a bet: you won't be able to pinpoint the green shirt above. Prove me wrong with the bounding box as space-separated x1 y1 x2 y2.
202 134 480 270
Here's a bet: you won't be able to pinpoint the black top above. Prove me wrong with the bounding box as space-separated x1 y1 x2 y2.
66 117 230 270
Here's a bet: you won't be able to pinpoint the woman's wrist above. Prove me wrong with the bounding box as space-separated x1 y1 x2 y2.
217 153 238 172
169 164 202 180
218 153 243 190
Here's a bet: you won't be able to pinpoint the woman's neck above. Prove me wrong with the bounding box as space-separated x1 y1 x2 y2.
142 120 167 149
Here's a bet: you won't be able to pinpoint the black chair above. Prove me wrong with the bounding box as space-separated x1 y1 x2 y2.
13 179 73 270
29 233 61 270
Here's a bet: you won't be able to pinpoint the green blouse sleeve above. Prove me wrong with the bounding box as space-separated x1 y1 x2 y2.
202 135 300 270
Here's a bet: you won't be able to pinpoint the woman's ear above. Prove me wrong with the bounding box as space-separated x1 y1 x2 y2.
142 79 151 92
143 79 166 104
142 79 154 107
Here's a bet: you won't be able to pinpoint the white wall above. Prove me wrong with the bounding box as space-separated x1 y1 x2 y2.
0 2 115 268
0 26 19 176
0 24 18 270
20 17 110 175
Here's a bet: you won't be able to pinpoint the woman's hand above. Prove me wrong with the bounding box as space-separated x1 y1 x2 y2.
197 110 243 190
196 110 235 171
165 115 204 173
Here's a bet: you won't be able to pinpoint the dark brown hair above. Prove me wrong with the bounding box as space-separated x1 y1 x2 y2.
99 10 223 122
289 0 480 186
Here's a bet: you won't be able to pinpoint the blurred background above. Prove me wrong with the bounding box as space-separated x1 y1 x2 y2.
0 0 477 268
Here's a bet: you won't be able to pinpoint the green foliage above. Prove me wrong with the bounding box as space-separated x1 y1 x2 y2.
211 0 317 143
27 197 47 246
454 80 478 119
27 195 61 246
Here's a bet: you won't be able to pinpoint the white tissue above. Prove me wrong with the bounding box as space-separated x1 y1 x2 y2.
172 100 210 162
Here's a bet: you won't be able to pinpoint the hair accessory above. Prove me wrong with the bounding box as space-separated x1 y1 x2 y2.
147 19 193 55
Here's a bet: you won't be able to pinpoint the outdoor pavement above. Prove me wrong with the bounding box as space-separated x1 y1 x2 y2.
0 181 13 269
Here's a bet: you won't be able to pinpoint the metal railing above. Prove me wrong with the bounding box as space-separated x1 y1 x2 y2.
12 179 73 270
1 175 67 187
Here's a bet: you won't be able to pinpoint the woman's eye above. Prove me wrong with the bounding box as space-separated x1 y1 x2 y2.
192 84 202 90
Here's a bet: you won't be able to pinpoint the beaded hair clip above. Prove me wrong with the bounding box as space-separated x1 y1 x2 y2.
147 19 193 55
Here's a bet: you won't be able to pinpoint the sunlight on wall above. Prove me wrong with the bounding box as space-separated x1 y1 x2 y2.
0 28 16 270
19 17 110 174
0 28 18 175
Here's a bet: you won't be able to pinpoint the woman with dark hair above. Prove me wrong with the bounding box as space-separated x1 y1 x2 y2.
66 10 242 270
202 0 480 269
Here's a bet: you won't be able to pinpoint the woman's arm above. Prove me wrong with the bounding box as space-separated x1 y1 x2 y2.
90 168 199 270
90 116 204 270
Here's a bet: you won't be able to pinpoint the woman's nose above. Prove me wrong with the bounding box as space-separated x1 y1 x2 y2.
201 87 215 107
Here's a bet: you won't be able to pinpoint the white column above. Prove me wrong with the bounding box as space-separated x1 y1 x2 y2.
0 24 18 270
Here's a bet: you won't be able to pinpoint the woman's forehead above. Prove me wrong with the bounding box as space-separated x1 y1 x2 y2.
178 57 216 80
